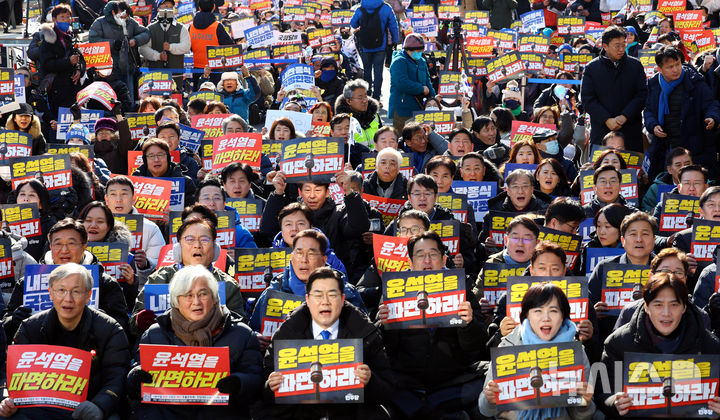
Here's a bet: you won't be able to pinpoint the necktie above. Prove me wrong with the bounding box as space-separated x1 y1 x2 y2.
320 330 331 340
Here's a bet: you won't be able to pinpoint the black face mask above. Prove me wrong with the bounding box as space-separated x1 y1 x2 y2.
341 32 350 39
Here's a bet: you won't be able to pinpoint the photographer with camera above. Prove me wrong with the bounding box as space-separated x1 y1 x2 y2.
139 0 190 89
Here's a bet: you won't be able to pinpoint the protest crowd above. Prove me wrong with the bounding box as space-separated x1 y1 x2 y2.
6 0 720 417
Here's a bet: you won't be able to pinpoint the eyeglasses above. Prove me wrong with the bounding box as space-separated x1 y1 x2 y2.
411 192 434 199
50 241 81 250
308 291 342 301
52 288 87 300
293 250 323 260
179 290 212 301
351 94 368 101
561 222 581 234
509 236 535 244
147 152 167 160
413 250 442 260
596 179 619 186
182 235 212 245
398 226 423 236
199 194 224 202
656 269 686 277
508 184 532 191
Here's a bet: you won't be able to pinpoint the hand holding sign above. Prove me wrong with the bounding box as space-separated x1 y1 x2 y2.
484 380 501 405
614 392 632 415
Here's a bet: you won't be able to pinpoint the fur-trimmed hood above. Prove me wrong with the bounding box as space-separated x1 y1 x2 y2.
40 22 58 44
5 114 43 140
106 221 134 248
335 95 380 129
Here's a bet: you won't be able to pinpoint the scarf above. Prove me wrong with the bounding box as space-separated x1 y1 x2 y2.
644 311 685 353
287 262 308 296
502 249 522 265
657 68 684 126
170 303 224 347
517 319 578 420
625 41 638 55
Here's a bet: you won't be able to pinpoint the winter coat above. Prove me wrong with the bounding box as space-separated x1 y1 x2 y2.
582 194 638 219
260 302 394 419
478 190 553 244
132 160 197 206
14 306 129 418
388 50 436 118
220 76 260 122
93 130 129 176
129 207 167 282
248 267 366 332
88 3 150 76
226 205 258 249
400 130 449 174
350 0 401 53
694 262 717 310
580 50 648 151
599 303 720 419
317 72 347 105
270 229 347 276
483 0 518 29
4 115 47 156
539 149 579 181
362 170 408 200
335 96 383 148
641 171 673 213
644 65 720 177
130 263 246 337
37 23 82 116
134 306 262 420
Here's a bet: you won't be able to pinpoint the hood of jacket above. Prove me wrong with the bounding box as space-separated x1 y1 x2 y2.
5 115 43 140
652 171 673 186
360 0 384 12
40 22 60 44
106 222 134 248
192 11 219 29
335 95 380 128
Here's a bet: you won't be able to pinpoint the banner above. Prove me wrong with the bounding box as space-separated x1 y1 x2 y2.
10 155 72 191
212 133 263 172
518 35 550 53
191 114 231 140
0 129 32 159
87 242 129 280
506 276 589 323
600 263 651 315
509 120 556 145
691 219 720 262
589 145 644 170
452 181 497 221
487 210 515 244
585 247 625 274
138 71 173 97
207 45 243 69
437 192 469 224
139 344 230 405
360 152 414 181
260 289 304 337
659 193 699 233
245 23 274 48
235 248 292 294
1 203 41 239
226 198 264 232
482 263 526 307
77 42 113 69
122 175 172 220
486 52 526 83
279 137 344 184
381 269 466 328
490 342 586 411
412 110 455 135
557 16 585 35
144 282 226 315
623 353 720 417
23 264 100 313
114 214 144 251
361 194 406 226
579 169 639 207
538 227 582 270
273 338 363 403
7 345 92 409
0 68 14 104
373 234 410 275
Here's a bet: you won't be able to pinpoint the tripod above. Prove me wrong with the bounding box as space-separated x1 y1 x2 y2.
447 16 469 74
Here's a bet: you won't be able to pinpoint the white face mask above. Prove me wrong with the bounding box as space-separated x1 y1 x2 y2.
114 14 126 26
425 106 440 111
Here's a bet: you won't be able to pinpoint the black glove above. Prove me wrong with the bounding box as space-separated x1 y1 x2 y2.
11 306 32 326
113 39 123 51
127 366 153 399
216 374 242 395
71 400 103 420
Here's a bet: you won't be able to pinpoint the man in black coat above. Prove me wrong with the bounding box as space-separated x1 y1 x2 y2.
581 26 648 152
263 267 395 419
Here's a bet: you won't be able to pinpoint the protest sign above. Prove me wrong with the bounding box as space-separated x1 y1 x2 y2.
562 53 593 72
56 107 103 141
308 27 334 47
361 194 406 226
518 35 550 53
0 68 14 104
585 247 625 275
178 123 204 154
245 23 274 48
212 132 263 172
10 155 72 191
144 283 226 315
0 203 40 239
452 181 497 221
467 36 495 57
638 48 658 79
139 344 230 404
509 120 556 145
281 64 316 91
226 198 264 232
519 52 545 75
538 227 582 270
438 4 460 19
410 17 439 37
589 145 644 170
157 177 185 212
0 129 32 159
558 16 585 35
7 345 92 409
658 193 699 234
488 30 515 49
520 10 545 32
674 10 703 29
429 219 461 256
279 137 344 184
272 44 304 60
23 265 99 313
113 214 144 251
273 338 363 403
504 163 538 180
13 74 25 103
381 269 466 329
87 242 129 280
373 234 410 275
310 121 332 137
121 175 172 220
579 169 639 207
491 342 586 411
200 139 213 171
125 113 157 142
215 210 236 248
331 10 353 27
506 276 589 322
259 290 304 337
658 0 686 14
464 10 489 25
191 114 231 139
127 150 180 175
77 42 113 69
412 110 455 134
487 211 516 244
600 263 651 315
0 238 13 290
187 91 222 104
138 71 173 97
436 72 465 101
691 219 720 262
265 110 313 134
77 81 115 111
623 353 720 417
235 248 292 294
482 263 527 307
437 192 469 223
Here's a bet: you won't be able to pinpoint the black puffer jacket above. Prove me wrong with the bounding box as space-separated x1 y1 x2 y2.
362 171 408 200
14 306 129 417
262 302 395 420
478 189 553 244
134 306 263 420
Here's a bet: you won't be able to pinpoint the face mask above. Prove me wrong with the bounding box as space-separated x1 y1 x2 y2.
94 139 116 153
425 106 439 111
56 21 70 32
114 14 126 26
504 99 520 110
544 140 560 155
341 32 350 39
411 51 423 60
320 69 336 82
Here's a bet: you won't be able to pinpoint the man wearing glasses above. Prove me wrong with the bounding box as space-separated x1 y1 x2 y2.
3 219 129 340
582 165 638 219
262 267 394 418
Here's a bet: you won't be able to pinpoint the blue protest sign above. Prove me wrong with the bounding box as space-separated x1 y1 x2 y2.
178 123 204 154
245 23 274 48
520 10 545 33
503 163 538 180
157 177 186 212
144 281 227 315
451 181 497 220
280 64 315 91
586 248 625 275
23 264 100 313
56 107 103 140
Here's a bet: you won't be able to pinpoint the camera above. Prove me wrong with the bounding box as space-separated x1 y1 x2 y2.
157 9 174 21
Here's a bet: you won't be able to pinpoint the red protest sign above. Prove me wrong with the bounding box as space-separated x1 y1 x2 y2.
372 234 410 275
123 175 172 220
132 4 153 16
466 37 495 57
361 194 406 226
7 344 92 410
658 0 685 14
127 150 181 175
191 114 232 139
77 42 113 69
674 10 703 29
509 121 557 145
76 82 117 111
139 344 230 405
310 121 332 137
211 132 262 173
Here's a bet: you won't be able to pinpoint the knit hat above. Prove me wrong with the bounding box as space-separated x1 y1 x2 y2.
557 43 573 56
66 123 91 144
403 33 425 50
220 72 239 82
198 0 214 12
502 80 522 102
94 117 117 133
542 27 553 38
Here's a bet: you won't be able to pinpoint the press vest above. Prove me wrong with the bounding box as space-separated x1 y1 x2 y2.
189 20 219 68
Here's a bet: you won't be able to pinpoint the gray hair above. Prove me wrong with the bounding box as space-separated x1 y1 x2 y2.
222 115 249 134
48 263 93 291
506 169 534 186
376 147 403 167
343 79 369 101
346 171 364 189
168 265 219 308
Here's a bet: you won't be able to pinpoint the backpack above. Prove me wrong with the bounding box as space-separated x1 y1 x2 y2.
358 6 384 50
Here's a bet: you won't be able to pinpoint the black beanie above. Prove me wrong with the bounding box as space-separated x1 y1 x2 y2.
198 0 213 11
